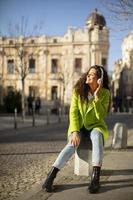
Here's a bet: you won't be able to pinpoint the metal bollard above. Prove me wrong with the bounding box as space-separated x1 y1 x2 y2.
32 101 35 127
14 108 17 129
58 107 61 123
46 108 50 125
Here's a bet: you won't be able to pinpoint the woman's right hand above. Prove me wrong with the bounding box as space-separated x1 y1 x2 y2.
71 132 80 147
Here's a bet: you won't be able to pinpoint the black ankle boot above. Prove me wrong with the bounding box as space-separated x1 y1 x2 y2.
89 166 101 193
42 167 59 192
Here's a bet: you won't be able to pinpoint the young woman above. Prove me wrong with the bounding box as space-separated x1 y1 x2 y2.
42 65 110 193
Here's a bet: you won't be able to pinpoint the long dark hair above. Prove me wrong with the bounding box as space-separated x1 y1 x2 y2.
74 65 110 103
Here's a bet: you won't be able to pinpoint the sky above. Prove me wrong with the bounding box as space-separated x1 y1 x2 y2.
0 0 131 72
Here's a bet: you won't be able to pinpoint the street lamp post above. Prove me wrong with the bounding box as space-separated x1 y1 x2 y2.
0 47 5 105
44 49 49 101
58 72 65 113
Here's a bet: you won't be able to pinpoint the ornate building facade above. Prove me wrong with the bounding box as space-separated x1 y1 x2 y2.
112 32 133 112
0 9 109 108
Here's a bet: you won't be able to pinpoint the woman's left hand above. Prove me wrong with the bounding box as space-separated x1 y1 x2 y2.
71 132 80 147
94 80 103 99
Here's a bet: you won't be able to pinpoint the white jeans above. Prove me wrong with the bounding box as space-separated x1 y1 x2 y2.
53 128 104 169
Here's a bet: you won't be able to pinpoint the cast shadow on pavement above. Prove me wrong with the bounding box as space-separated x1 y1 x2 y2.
99 179 133 193
0 151 61 156
101 169 133 176
53 183 88 192
52 169 133 194
53 180 133 194
52 180 133 194
100 169 133 193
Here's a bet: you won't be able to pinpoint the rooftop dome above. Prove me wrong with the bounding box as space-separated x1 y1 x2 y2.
86 9 106 30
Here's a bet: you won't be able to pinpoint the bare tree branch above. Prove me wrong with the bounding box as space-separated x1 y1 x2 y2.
7 16 44 37
5 16 44 120
100 0 133 31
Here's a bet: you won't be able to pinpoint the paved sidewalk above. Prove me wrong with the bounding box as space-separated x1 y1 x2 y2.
0 114 68 131
0 113 132 200
16 130 133 200
46 151 133 200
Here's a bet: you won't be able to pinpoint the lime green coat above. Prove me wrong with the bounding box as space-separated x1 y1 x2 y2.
68 88 110 142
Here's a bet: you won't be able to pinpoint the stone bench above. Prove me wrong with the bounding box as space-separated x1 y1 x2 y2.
74 135 92 176
74 122 128 176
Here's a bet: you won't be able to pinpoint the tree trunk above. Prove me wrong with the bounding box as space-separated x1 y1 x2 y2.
21 79 25 121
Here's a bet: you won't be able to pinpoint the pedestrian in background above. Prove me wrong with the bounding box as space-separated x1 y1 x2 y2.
42 65 110 194
27 95 34 115
35 97 41 114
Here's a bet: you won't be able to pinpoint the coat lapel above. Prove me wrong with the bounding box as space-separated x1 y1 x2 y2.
79 88 106 116
78 97 94 117
86 99 95 114
78 98 84 117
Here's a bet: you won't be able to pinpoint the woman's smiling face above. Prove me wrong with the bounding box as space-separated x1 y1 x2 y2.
86 68 98 85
